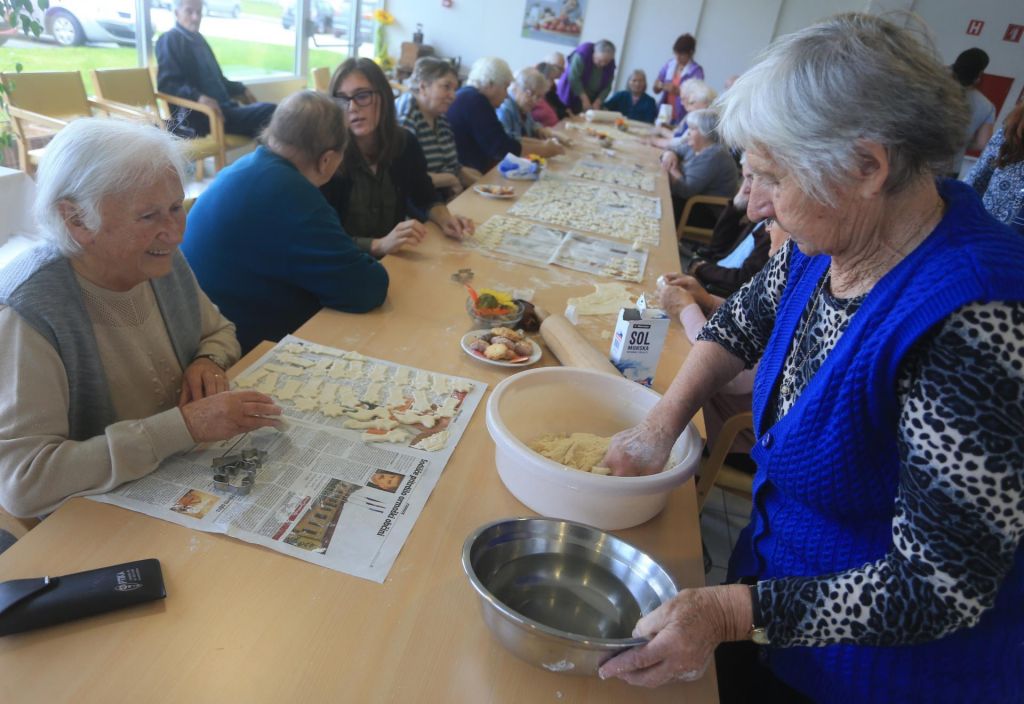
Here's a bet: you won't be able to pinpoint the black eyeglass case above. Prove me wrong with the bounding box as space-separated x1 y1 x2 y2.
0 558 166 636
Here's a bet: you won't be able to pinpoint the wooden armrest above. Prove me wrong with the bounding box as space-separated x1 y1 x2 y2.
88 98 162 125
5 106 69 133
155 91 225 141
695 411 753 512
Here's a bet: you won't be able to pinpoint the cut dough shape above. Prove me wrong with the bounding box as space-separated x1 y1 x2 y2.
254 371 279 395
263 363 305 376
343 351 366 361
234 367 268 389
345 361 365 379
394 367 412 385
369 365 388 382
328 361 349 379
392 410 437 428
298 378 323 398
283 343 307 354
321 402 346 417
452 380 474 394
294 397 318 411
311 359 332 375
412 390 431 413
431 376 451 394
413 371 431 390
343 418 399 431
277 379 302 400
337 387 360 407
437 397 459 418
412 430 450 452
363 382 382 404
362 428 411 444
276 353 315 368
319 383 338 404
566 283 635 315
345 407 389 422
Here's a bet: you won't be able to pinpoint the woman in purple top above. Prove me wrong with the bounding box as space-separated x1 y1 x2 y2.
654 33 705 126
555 40 616 114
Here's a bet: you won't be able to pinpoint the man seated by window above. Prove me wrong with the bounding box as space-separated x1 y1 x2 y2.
156 0 276 138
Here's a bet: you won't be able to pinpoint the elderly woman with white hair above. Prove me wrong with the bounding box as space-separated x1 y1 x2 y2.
448 57 562 172
662 108 738 203
598 13 1024 703
649 78 717 149
496 67 565 153
0 118 282 518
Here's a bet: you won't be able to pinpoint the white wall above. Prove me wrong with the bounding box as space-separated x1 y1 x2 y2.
383 0 1022 117
384 0 631 77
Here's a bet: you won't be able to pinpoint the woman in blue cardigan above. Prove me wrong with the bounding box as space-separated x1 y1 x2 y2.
599 14 1024 704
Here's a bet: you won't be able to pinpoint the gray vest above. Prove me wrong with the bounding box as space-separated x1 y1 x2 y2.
0 244 201 441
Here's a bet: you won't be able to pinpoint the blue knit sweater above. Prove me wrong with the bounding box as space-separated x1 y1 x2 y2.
182 147 388 352
732 181 1024 702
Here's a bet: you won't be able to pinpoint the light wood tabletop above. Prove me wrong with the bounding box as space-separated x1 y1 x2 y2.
0 122 717 703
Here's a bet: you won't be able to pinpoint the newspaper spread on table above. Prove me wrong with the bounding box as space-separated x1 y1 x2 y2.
469 214 648 282
88 335 487 583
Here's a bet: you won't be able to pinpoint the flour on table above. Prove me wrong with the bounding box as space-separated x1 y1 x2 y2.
566 283 635 315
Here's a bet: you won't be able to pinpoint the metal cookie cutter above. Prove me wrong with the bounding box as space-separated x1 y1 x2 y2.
211 449 266 495
450 268 474 284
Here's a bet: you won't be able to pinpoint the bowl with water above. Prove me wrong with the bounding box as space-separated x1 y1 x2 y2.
461 517 678 675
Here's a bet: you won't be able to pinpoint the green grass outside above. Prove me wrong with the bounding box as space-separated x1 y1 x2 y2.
0 36 345 89
240 1 282 20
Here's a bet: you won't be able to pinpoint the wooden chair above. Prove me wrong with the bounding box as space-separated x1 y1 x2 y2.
695 411 754 512
677 194 730 245
312 66 331 94
91 67 252 180
0 71 139 175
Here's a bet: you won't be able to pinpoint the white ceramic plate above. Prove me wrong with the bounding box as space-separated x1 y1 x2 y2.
460 331 542 368
473 184 517 199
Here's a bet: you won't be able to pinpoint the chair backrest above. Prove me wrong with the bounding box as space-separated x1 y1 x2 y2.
677 194 730 244
91 68 159 112
0 71 91 118
311 66 331 94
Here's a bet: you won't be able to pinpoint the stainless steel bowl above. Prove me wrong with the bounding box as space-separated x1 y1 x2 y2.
462 517 678 676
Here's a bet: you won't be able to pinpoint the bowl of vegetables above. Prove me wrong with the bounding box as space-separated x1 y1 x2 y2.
466 286 525 329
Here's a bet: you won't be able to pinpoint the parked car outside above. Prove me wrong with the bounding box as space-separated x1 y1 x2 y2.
281 0 350 37
31 0 136 47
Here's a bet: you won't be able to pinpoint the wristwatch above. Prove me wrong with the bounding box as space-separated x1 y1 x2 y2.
748 583 770 645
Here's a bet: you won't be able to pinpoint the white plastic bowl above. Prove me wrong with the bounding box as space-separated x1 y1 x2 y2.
485 367 702 530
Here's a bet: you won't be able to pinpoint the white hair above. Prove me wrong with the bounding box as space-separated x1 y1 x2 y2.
594 40 615 56
680 79 716 106
467 57 513 90
34 118 188 256
717 12 968 205
511 67 548 97
686 108 720 143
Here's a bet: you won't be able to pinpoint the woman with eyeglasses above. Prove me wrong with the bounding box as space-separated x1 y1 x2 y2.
322 58 474 258
496 67 560 146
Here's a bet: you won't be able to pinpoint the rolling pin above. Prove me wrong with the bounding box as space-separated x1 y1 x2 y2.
535 307 621 376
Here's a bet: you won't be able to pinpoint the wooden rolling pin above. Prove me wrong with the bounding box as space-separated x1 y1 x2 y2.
534 307 621 376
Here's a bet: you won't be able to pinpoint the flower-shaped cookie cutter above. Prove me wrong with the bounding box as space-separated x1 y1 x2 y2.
211 449 266 495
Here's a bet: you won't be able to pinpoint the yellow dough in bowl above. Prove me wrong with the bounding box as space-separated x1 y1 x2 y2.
529 433 612 474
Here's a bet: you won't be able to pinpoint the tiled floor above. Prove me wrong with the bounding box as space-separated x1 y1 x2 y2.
700 486 752 586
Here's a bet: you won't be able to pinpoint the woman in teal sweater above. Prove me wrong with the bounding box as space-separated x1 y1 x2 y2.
183 91 388 352
600 14 1024 703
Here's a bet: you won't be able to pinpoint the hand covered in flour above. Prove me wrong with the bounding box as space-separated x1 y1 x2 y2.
658 272 717 314
599 585 752 687
181 391 282 443
602 418 677 477
440 214 475 240
179 356 229 405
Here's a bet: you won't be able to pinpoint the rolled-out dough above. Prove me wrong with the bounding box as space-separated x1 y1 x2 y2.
566 283 635 315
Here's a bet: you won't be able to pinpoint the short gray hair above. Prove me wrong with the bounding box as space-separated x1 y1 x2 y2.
511 67 548 97
263 90 347 165
467 57 513 90
686 108 720 143
717 12 968 205
680 79 716 106
409 56 457 92
594 40 615 56
34 118 187 256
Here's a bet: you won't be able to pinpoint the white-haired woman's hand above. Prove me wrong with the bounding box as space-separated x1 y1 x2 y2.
598 585 752 687
602 418 676 477
180 390 283 443
179 356 229 405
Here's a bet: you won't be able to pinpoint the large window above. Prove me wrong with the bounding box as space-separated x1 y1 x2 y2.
0 0 384 88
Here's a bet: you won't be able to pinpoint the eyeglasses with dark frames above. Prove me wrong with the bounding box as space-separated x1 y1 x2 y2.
333 90 378 109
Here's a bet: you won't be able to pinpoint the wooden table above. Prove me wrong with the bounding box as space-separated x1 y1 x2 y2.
0 124 717 703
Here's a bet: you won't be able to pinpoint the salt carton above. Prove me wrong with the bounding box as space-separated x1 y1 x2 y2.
608 294 670 387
